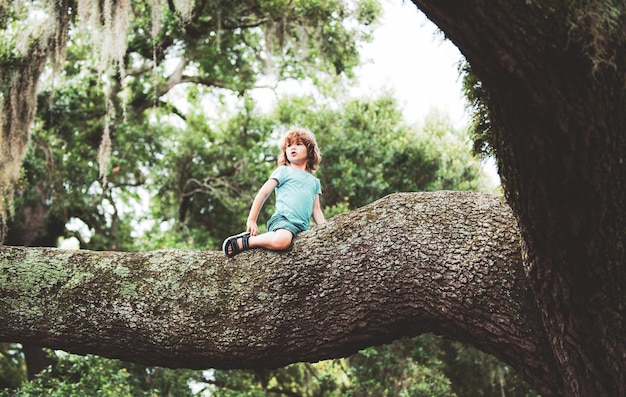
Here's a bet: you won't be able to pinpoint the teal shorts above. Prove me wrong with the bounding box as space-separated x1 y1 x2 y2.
266 214 301 236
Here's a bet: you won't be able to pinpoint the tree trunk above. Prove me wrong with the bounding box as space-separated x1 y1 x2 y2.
412 1 626 395
22 344 53 381
0 191 558 397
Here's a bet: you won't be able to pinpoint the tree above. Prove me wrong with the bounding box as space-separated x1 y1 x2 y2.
1 1 625 397
0 353 200 397
273 95 492 210
0 0 379 242
1 191 553 393
140 93 491 250
0 192 549 383
0 344 25 389
411 0 626 396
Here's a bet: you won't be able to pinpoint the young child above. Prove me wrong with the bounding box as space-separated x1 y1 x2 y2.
222 126 326 257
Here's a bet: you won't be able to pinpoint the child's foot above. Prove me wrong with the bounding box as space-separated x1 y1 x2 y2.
222 232 251 257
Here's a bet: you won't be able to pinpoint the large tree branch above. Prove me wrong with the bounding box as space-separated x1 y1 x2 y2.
0 191 556 396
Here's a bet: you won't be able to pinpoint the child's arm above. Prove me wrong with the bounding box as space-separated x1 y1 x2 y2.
246 178 279 235
312 194 325 225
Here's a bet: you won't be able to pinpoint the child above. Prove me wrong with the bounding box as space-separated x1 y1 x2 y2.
222 126 326 257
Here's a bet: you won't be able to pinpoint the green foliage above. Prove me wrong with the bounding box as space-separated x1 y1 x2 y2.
0 353 199 397
6 72 159 249
347 341 455 397
419 110 490 192
345 335 539 397
420 335 538 397
4 0 380 250
1 336 538 397
209 362 350 397
0 344 25 390
139 92 492 251
2 355 134 397
274 94 491 209
0 4 33 66
121 362 199 397
204 335 537 397
433 337 540 397
461 61 495 159
139 100 279 250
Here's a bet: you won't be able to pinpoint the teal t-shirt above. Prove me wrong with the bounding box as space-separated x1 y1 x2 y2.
269 166 322 232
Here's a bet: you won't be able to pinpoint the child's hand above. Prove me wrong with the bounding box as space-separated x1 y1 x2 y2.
246 220 259 236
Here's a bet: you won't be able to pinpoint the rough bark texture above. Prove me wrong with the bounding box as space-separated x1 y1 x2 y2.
0 191 555 397
412 1 626 396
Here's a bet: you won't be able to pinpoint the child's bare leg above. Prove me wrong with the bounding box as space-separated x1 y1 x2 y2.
248 229 293 250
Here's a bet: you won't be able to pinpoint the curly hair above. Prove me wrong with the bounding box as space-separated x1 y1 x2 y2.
277 126 322 172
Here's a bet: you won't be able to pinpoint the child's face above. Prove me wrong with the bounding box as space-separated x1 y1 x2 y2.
286 140 308 164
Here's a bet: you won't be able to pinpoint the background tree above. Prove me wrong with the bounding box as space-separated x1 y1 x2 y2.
0 344 25 390
0 0 380 243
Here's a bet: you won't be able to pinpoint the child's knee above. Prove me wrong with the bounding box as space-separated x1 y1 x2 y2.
272 231 293 250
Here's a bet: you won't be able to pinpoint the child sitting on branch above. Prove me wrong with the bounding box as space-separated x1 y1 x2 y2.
222 126 326 257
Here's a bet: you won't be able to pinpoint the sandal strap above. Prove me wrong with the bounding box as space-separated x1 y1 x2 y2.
241 232 250 250
230 237 241 255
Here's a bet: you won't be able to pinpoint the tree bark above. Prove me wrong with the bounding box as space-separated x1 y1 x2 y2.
0 191 558 397
412 1 626 396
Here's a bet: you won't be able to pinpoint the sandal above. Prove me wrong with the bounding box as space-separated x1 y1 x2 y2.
222 231 251 257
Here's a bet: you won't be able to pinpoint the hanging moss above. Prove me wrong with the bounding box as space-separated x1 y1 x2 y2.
0 51 47 242
0 0 72 242
568 0 626 71
0 0 172 240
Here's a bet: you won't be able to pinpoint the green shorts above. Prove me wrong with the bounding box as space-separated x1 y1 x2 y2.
266 214 301 236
